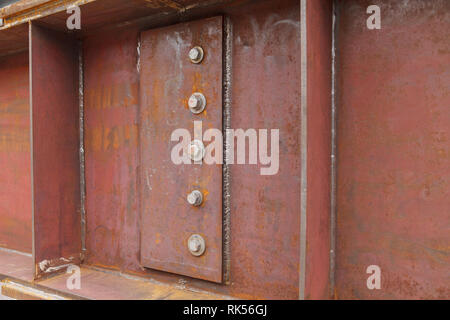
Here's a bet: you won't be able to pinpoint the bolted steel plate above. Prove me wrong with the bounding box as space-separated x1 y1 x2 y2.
139 16 223 283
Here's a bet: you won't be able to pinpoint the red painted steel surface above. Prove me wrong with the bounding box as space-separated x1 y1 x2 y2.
139 17 223 283
0 24 28 57
336 0 450 299
305 0 332 300
0 0 448 300
31 23 81 277
0 248 33 281
227 0 302 298
38 266 229 300
0 52 32 253
83 0 303 299
84 27 141 271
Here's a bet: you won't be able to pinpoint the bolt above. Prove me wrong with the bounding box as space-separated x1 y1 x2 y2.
189 46 204 64
188 139 205 161
188 234 206 256
189 48 200 60
188 92 206 114
187 190 203 206
190 144 200 157
189 238 201 252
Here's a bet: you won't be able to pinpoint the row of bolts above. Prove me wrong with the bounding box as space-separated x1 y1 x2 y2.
187 46 207 257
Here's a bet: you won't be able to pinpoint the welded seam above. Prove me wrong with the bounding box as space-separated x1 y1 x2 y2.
329 0 338 299
78 41 86 256
299 0 308 300
222 15 232 285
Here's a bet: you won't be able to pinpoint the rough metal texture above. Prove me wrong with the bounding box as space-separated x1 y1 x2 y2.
83 26 141 276
227 0 302 298
139 16 223 283
0 0 95 31
336 0 450 299
329 0 338 298
0 23 28 57
222 14 232 285
3 0 236 34
0 51 32 253
78 41 86 256
0 248 33 282
304 0 332 300
83 0 304 299
30 23 81 278
36 266 233 300
299 0 307 299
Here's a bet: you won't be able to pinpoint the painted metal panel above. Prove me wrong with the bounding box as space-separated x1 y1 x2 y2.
0 248 33 281
336 0 450 299
305 0 332 300
83 27 141 271
139 16 223 283
227 0 302 298
82 0 303 299
30 23 81 277
0 24 28 57
0 52 32 253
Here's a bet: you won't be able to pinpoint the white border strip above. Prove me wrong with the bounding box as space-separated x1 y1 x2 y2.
299 0 308 300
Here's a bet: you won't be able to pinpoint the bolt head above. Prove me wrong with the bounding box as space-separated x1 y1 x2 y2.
188 234 206 256
187 190 203 206
189 48 200 60
190 144 200 157
187 194 196 205
188 95 200 109
188 140 205 162
188 46 204 63
189 239 201 252
188 93 206 114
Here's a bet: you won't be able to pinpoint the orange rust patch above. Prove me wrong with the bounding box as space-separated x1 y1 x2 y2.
86 124 138 152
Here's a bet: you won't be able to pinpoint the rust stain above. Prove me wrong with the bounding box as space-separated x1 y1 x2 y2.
85 82 139 110
86 124 138 152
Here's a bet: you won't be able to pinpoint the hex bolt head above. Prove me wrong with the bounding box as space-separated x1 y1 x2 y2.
188 92 206 114
189 46 204 64
187 139 205 162
188 234 206 256
187 190 203 206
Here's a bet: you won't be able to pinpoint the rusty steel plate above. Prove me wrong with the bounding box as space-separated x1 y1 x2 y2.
140 16 223 283
0 52 32 254
31 23 81 278
336 0 450 299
